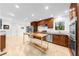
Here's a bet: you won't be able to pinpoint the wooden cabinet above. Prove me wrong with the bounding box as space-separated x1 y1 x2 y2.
38 19 53 28
53 35 60 44
31 18 54 32
69 3 79 56
70 3 77 20
31 21 38 26
76 4 79 56
38 21 45 26
0 35 6 52
53 35 69 47
31 21 38 32
47 20 53 28
37 21 41 25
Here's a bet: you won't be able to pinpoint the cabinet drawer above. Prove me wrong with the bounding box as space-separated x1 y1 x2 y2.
53 35 69 47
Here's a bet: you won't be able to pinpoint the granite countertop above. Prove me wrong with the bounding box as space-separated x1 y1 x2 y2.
25 31 70 37
40 31 70 36
47 32 69 35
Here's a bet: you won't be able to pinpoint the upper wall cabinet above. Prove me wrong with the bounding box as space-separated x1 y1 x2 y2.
38 21 45 26
69 3 77 20
31 17 54 32
31 17 54 28
31 21 38 26
37 18 54 28
47 19 53 28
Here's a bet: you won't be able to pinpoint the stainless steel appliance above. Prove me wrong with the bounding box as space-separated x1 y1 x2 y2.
46 34 53 42
70 17 77 56
26 26 33 33
0 18 2 29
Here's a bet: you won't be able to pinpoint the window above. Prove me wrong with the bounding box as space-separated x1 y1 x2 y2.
55 22 65 30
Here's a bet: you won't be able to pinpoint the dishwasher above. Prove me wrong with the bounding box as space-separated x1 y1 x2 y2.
46 34 53 43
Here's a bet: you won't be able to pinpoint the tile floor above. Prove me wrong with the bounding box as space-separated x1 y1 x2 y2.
2 35 72 56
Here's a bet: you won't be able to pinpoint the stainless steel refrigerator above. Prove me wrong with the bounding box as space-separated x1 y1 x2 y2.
70 17 77 56
26 26 33 33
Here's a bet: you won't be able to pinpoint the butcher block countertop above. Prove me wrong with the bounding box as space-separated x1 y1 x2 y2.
31 32 47 38
24 32 48 39
24 32 48 37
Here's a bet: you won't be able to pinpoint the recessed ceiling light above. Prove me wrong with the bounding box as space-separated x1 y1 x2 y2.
8 13 15 17
45 6 49 10
15 4 20 8
32 14 34 17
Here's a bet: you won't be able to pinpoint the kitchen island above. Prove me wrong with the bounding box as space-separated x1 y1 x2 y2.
23 32 49 53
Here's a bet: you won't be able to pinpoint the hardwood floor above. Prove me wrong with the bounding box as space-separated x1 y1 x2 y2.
2 35 72 56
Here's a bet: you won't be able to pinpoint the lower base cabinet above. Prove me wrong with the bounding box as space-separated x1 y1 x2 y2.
53 35 69 47
0 35 6 52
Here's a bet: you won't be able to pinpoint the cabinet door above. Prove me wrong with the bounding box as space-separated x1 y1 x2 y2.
31 22 37 26
60 35 66 47
53 35 69 47
53 35 61 45
1 35 6 49
70 3 77 20
38 21 45 25
64 35 69 47
76 3 79 56
48 20 53 28
0 36 1 49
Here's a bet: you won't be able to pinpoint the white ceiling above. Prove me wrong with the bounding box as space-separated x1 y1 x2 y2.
0 3 70 22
